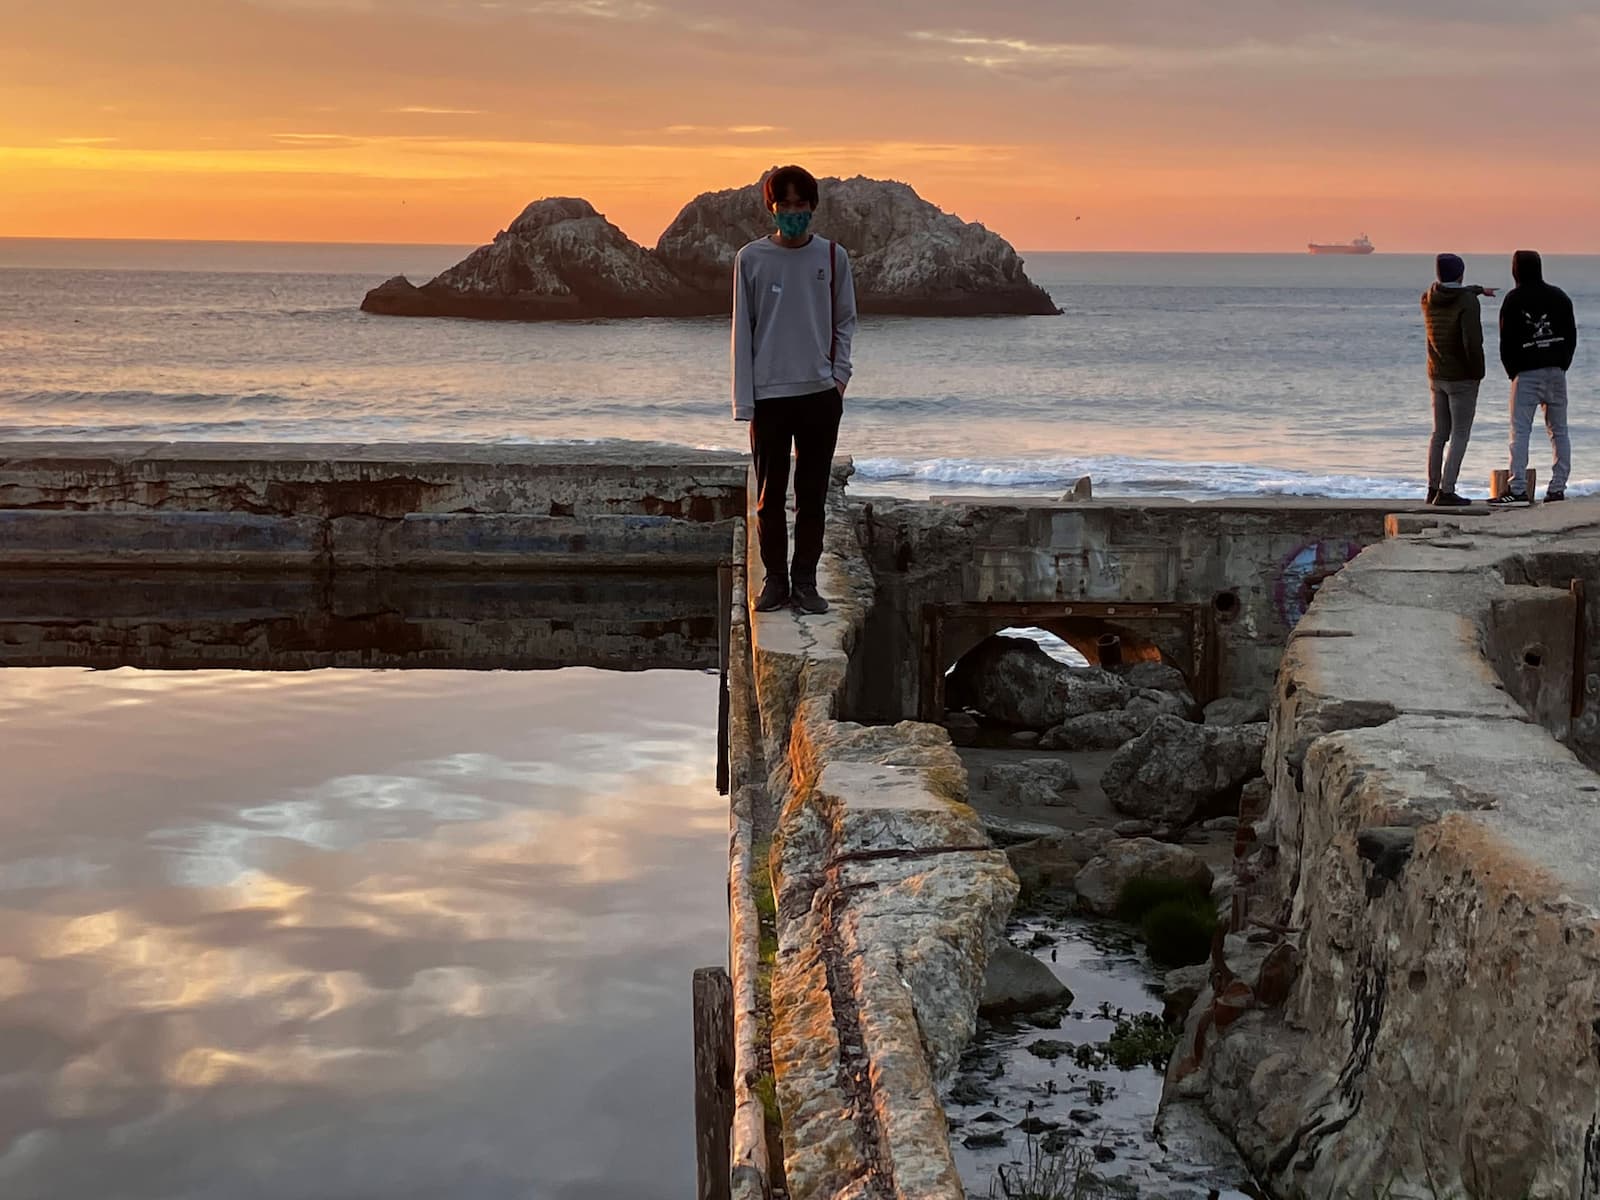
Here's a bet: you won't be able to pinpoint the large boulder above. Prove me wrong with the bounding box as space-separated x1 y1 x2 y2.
1162 963 1212 1022
1131 686 1198 721
982 814 1069 847
1101 716 1268 826
1118 661 1199 719
943 710 981 746
1204 695 1268 726
363 175 1060 320
946 635 1129 730
980 942 1074 1016
1039 710 1143 750
1073 838 1214 916
1119 660 1191 694
982 759 1078 807
361 198 717 319
657 174 1059 315
1006 828 1116 895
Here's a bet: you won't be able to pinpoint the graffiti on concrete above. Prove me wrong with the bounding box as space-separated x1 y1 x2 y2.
1276 540 1362 626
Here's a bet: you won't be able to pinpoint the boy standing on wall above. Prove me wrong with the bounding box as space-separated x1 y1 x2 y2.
731 165 858 615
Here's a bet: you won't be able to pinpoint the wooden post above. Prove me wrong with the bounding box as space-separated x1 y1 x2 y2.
693 966 734 1200
1490 468 1537 500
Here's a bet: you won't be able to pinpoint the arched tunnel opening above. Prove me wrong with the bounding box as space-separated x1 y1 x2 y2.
928 602 1209 730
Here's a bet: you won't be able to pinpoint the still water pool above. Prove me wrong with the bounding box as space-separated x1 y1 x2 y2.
0 666 724 1200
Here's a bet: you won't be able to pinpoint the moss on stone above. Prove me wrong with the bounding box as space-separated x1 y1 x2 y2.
1139 899 1217 968
1113 875 1209 923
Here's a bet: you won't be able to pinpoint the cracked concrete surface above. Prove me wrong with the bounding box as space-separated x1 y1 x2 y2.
746 463 1016 1200
0 441 746 569
1170 499 1600 1200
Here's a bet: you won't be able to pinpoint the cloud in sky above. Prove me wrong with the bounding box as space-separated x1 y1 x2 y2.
904 27 1544 81
2 0 1598 248
663 124 781 135
522 0 657 19
389 105 487 115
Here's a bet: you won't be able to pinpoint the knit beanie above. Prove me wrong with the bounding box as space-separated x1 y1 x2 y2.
1435 253 1465 284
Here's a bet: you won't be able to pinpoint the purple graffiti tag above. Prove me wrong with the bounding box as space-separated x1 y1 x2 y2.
1275 540 1362 627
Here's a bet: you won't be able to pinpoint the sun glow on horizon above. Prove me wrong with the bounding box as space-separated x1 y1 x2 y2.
3 0 1598 251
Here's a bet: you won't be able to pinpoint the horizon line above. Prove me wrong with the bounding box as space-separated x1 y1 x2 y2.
3 234 1597 257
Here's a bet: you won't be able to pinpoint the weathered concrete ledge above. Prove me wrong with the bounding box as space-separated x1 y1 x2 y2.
743 464 1017 1200
0 442 745 570
1166 499 1600 1199
0 571 719 671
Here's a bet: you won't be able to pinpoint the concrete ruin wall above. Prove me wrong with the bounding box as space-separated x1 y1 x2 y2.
1167 501 1600 1199
0 572 721 671
848 497 1399 722
0 442 746 570
737 465 1017 1200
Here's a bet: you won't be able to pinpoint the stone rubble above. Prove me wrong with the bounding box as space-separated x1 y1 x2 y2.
981 759 1078 807
1100 715 1268 826
1073 837 1216 917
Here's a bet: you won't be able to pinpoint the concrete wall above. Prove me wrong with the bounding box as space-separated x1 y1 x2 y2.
1167 500 1600 1200
0 442 746 570
0 571 720 671
734 466 1015 1200
848 497 1404 722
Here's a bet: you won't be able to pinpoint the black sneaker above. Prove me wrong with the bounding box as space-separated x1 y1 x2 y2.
1426 487 1439 505
1546 490 1566 503
790 584 830 615
1431 491 1471 507
753 579 790 612
1488 491 1531 507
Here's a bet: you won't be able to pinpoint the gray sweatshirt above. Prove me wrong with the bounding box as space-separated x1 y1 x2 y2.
730 234 858 421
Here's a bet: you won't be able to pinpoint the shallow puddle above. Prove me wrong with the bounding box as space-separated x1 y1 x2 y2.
949 915 1259 1199
0 666 724 1200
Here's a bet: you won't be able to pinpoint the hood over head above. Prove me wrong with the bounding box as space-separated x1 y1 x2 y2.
1512 249 1543 286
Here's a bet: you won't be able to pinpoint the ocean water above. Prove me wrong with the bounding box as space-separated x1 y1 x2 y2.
1 238 1595 499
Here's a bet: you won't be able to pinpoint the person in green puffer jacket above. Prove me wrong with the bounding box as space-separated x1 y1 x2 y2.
1421 253 1495 506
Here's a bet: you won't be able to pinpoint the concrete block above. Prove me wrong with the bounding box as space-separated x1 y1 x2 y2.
0 510 322 567
328 513 731 569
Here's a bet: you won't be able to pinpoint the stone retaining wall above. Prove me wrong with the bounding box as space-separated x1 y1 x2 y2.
850 497 1410 722
1166 501 1600 1199
741 463 1017 1200
0 571 720 671
0 442 745 570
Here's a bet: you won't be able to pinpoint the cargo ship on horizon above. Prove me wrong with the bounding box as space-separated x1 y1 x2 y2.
1308 234 1375 255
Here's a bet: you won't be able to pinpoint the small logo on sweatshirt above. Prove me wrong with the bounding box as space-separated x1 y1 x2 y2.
816 268 826 281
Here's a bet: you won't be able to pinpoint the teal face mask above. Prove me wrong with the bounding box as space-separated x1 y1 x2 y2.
774 210 813 238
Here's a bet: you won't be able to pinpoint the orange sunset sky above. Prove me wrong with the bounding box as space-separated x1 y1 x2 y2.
4 0 1599 252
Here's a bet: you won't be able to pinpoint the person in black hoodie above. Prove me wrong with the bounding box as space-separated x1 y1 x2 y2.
1493 250 1577 504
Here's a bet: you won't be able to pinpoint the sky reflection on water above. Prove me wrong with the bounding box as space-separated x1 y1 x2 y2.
0 666 724 1200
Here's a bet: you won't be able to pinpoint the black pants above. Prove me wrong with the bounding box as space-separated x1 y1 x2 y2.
749 388 843 587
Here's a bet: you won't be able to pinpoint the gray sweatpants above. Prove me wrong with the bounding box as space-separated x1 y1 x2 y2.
1509 366 1570 494
1428 378 1479 493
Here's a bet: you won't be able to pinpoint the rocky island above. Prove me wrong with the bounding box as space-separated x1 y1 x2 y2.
361 174 1060 321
